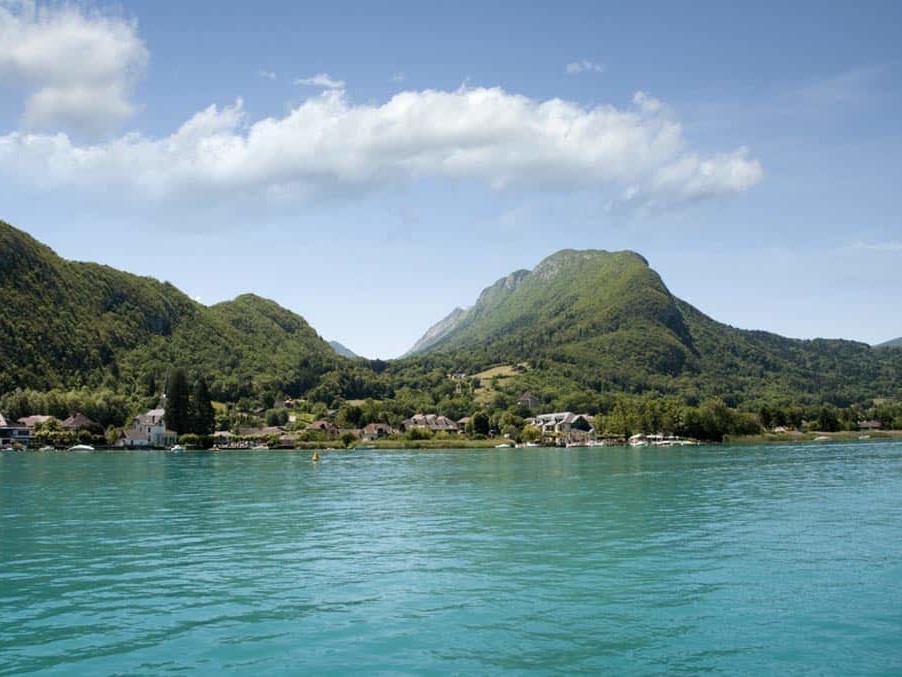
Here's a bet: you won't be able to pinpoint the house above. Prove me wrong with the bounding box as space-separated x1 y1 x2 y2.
859 420 882 432
61 412 97 432
400 414 459 433
133 408 177 447
527 412 595 444
17 415 54 430
0 413 31 447
517 392 541 411
115 429 150 449
305 420 340 436
361 423 394 441
213 430 235 447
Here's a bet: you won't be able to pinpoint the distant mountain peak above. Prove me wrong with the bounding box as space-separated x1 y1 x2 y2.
329 340 360 358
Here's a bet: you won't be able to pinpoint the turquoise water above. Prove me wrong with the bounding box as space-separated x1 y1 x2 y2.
2 443 901 674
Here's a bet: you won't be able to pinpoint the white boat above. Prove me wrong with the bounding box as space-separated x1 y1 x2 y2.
67 444 94 451
169 444 185 452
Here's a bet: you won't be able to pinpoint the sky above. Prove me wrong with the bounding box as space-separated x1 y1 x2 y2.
1 0 900 358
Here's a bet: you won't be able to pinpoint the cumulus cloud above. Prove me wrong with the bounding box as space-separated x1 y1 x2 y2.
565 59 604 75
624 147 763 207
0 85 763 206
294 73 345 89
0 1 148 136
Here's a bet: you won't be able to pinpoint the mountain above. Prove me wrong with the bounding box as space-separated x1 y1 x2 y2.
3 220 900 412
0 219 338 400
404 307 467 356
408 249 692 370
407 249 902 405
329 340 359 358
876 337 902 349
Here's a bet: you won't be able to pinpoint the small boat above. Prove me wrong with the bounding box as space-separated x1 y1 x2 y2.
495 443 512 448
67 444 95 452
251 444 269 450
39 445 55 451
169 444 185 452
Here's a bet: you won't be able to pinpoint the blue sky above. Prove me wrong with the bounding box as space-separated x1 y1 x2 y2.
1 0 900 357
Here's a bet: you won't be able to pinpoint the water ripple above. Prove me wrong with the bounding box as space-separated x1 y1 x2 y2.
2 443 901 674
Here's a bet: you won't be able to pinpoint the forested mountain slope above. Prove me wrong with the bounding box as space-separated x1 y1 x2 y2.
0 220 338 400
407 249 902 405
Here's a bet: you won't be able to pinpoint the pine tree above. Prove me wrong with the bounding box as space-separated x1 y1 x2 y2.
165 368 191 434
191 376 216 435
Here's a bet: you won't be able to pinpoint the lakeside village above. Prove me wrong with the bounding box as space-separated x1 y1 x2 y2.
0 403 685 451
1 384 891 452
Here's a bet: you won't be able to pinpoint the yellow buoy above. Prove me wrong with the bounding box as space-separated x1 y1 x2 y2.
312 451 320 462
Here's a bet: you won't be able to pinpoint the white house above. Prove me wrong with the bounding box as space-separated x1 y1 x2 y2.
115 429 150 449
0 413 31 447
132 408 177 447
527 412 595 444
400 414 459 433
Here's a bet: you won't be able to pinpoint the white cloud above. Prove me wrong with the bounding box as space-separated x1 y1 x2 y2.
0 86 763 206
565 59 604 75
0 1 148 136
258 69 277 81
294 73 345 89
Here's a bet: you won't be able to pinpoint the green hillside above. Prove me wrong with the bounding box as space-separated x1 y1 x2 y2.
0 220 338 401
3 220 900 423
407 249 902 406
876 337 902 349
409 249 697 377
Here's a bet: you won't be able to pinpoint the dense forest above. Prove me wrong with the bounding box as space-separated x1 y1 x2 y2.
2 220 901 444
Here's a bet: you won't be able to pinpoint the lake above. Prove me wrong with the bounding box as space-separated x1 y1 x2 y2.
2 442 901 674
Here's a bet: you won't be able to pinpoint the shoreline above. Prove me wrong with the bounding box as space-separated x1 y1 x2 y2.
723 430 902 445
7 431 901 453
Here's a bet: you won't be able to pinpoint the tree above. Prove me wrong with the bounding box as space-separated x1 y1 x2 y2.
191 376 216 435
165 368 191 435
471 411 490 437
